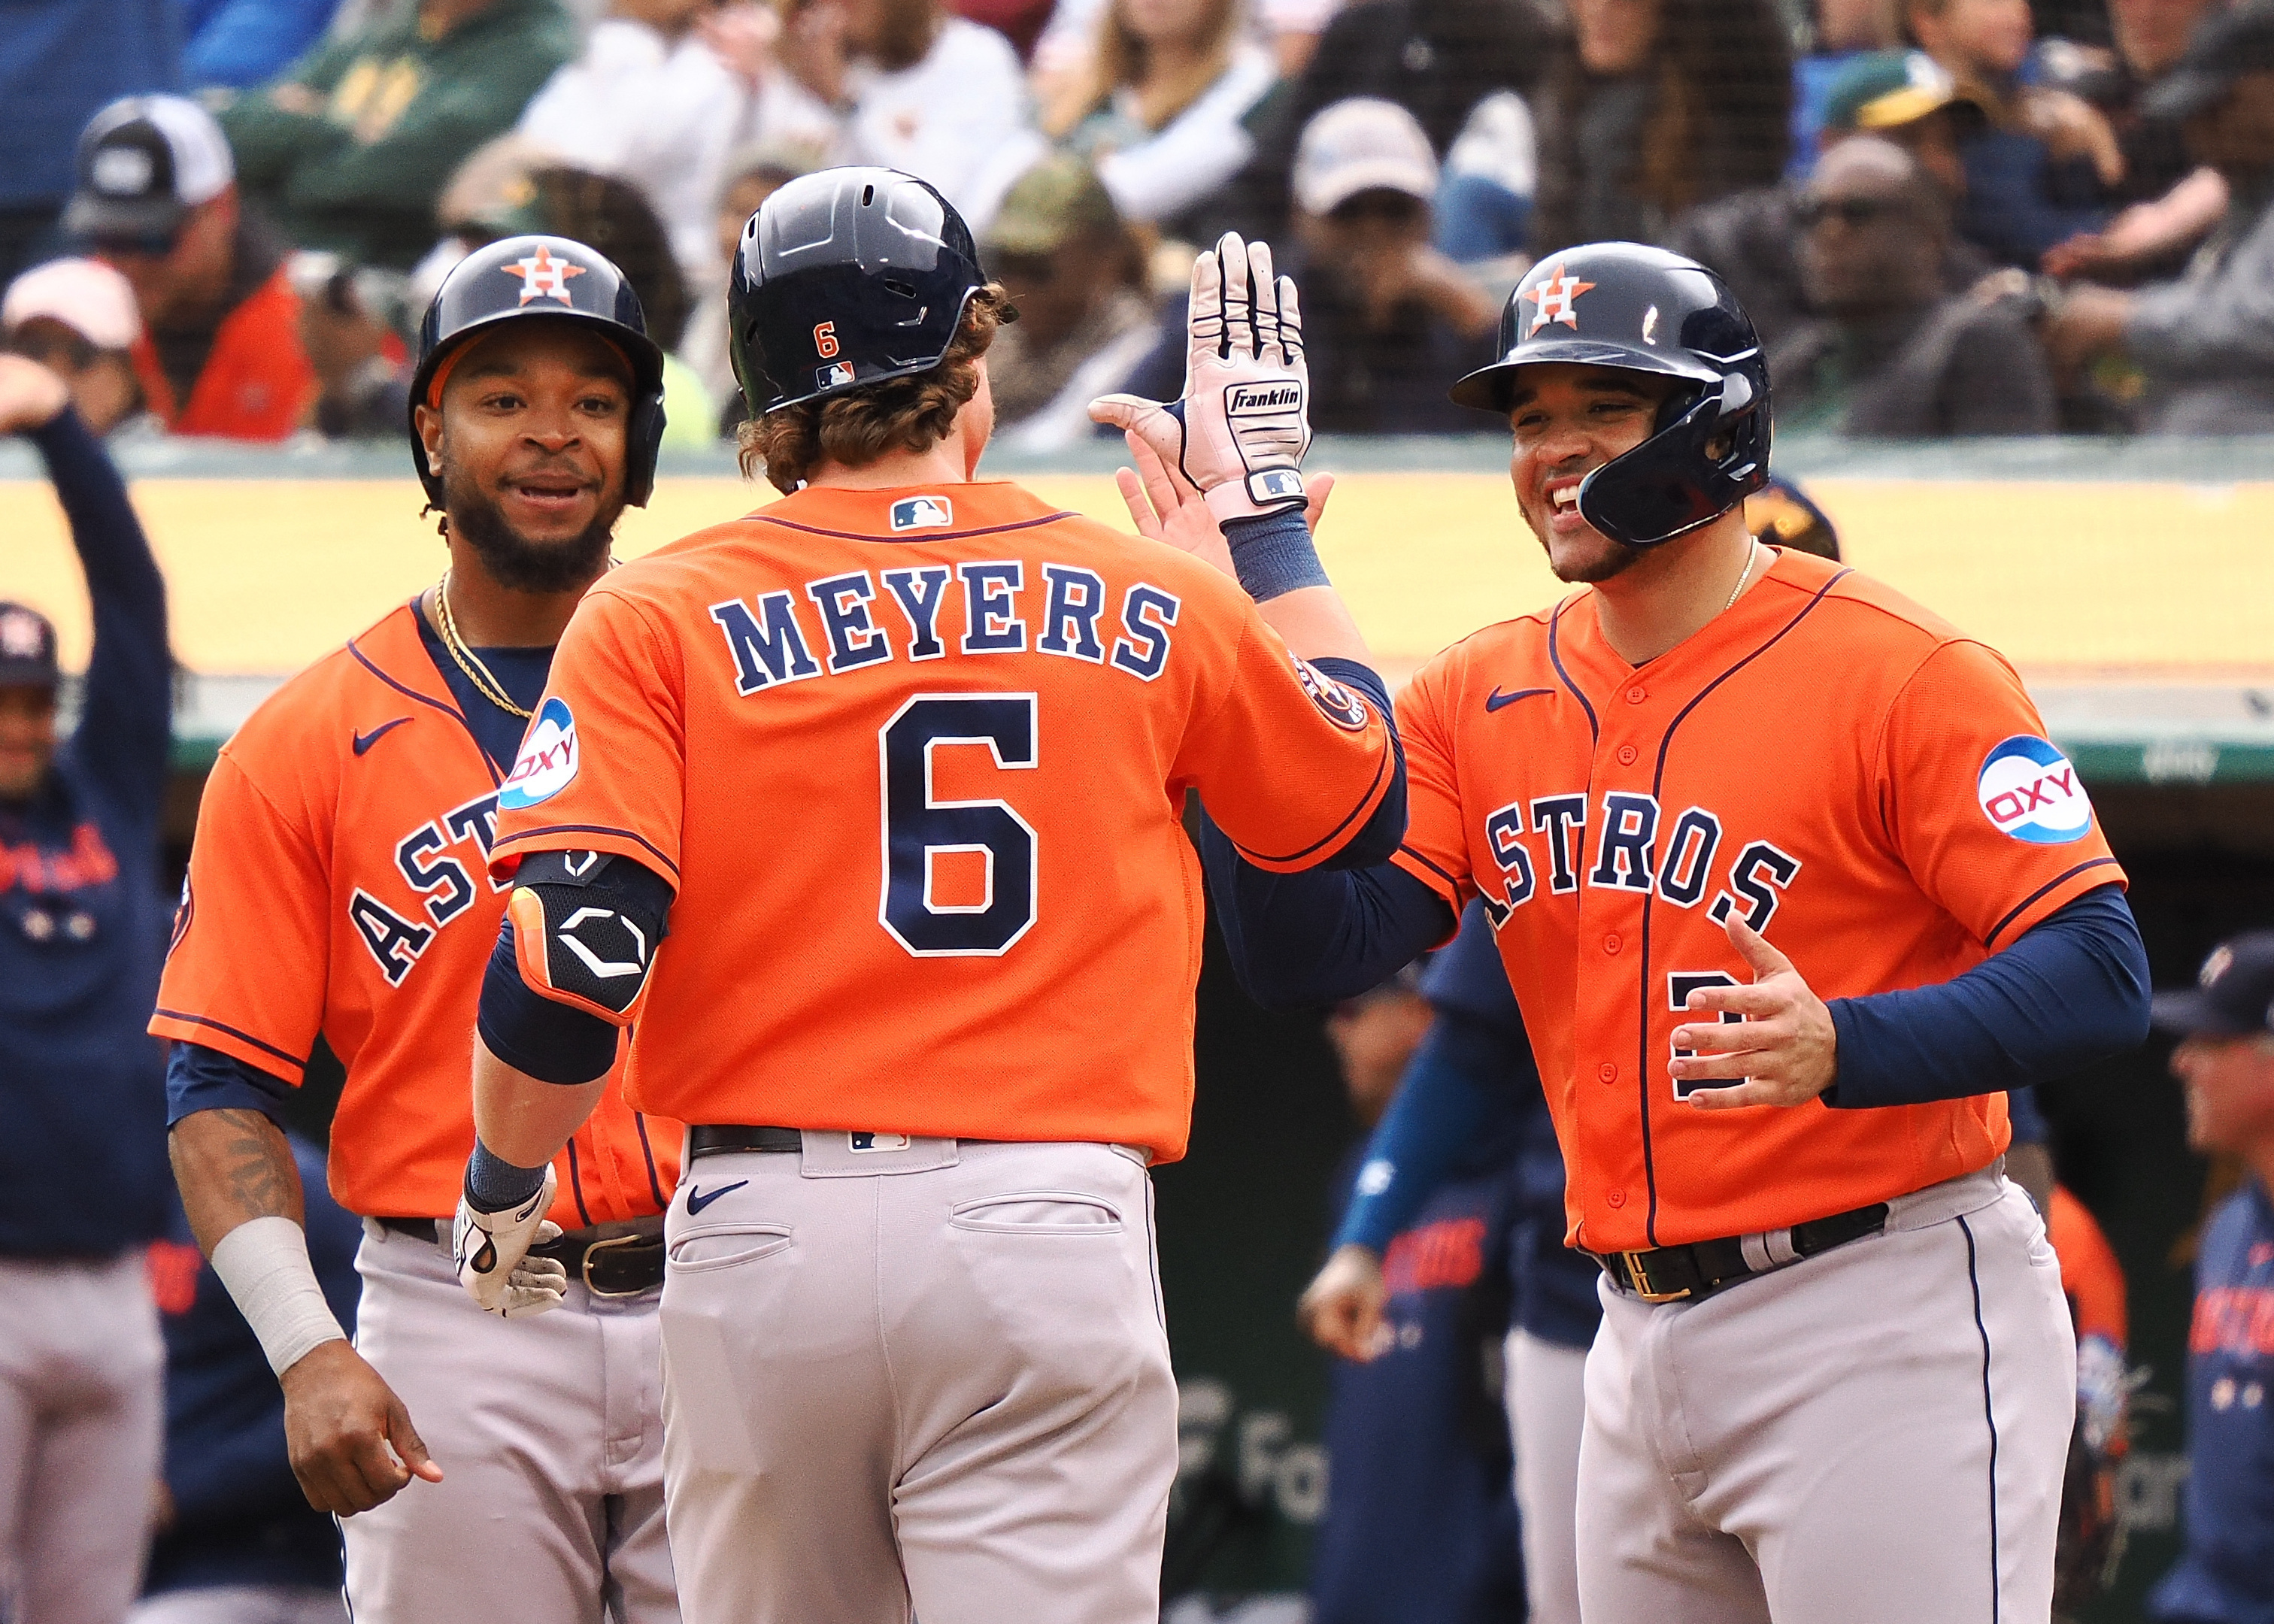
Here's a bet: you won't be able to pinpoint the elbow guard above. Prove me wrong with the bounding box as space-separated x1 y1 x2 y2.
506 850 675 1026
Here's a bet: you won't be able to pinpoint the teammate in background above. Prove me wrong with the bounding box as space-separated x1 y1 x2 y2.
153 238 683 1624
1302 899 1602 1624
450 168 1403 1624
2045 1180 2131 1622
0 352 172 1624
1187 242 2153 1620
132 1131 360 1624
2147 932 2274 1624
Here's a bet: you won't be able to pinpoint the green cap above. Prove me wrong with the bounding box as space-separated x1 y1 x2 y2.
984 155 1120 259
1823 50 1970 133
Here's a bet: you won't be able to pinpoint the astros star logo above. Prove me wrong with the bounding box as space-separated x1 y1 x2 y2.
502 245 586 306
1523 262 1596 335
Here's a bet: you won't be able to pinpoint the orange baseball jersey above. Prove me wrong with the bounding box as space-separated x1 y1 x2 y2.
150 604 680 1226
1390 546 2124 1253
487 480 1397 1162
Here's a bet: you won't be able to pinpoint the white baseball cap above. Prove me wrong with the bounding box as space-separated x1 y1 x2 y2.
1 257 141 350
1291 98 1439 217
65 95 236 245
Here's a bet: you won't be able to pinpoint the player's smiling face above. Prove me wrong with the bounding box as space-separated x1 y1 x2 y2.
419 323 632 556
1504 363 1678 583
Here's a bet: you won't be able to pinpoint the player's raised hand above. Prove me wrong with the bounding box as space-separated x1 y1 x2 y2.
1114 432 1339 580
1089 232 1311 524
1671 915 1839 1110
279 1340 444 1516
1298 1243 1393 1362
0 354 71 435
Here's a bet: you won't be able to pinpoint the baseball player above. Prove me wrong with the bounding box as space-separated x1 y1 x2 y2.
1181 241 2154 1621
152 237 681 1623
443 166 1405 1624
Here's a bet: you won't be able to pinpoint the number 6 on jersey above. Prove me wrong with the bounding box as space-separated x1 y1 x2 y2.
878 694 1038 956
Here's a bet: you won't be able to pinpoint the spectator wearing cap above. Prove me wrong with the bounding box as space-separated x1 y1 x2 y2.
1901 0 2118 265
0 0 178 289
1283 98 1498 434
1204 0 1558 246
217 0 577 272
2146 931 2274 1624
0 351 174 1624
68 95 318 441
1045 0 1279 238
1529 0 1793 252
2045 2 2274 433
981 156 1157 453
1770 135 2057 435
1673 50 2000 350
3 258 147 437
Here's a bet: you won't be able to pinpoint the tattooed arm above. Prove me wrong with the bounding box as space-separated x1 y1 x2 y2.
168 1107 442 1513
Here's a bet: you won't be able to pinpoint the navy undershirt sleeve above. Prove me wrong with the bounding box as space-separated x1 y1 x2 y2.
165 1041 297 1129
1824 885 2149 1108
1333 1007 1533 1254
475 918 621 1086
1199 822 1453 1007
1306 656 1407 871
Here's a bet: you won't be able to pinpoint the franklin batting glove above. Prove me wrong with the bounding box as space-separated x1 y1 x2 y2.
1090 232 1311 524
453 1165 568 1318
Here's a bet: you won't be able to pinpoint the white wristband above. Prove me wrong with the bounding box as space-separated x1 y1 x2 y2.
210 1216 350 1377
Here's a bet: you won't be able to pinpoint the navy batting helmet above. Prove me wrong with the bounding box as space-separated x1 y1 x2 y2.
728 167 996 417
1451 242 1770 548
409 235 669 510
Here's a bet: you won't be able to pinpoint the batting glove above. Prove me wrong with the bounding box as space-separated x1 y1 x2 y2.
1090 232 1311 524
453 1166 568 1318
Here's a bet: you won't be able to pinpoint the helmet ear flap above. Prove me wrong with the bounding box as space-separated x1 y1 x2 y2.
623 382 666 508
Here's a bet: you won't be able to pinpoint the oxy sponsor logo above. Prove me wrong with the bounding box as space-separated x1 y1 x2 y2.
890 495 953 532
1977 735 2093 844
1227 381 1303 415
499 698 578 810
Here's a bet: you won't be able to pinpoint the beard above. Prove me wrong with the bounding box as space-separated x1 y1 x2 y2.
1527 504 1642 585
444 464 622 593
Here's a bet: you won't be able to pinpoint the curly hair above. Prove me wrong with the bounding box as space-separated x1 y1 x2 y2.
740 286 1014 494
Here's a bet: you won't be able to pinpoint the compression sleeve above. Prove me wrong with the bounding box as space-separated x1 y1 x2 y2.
1199 820 1453 1006
165 1040 298 1129
476 918 620 1086
1307 656 1406 871
1824 885 2149 1108
1330 1007 1531 1254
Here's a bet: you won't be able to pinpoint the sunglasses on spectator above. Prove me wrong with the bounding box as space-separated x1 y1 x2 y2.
6 330 99 371
1795 194 1902 229
1327 192 1427 226
92 229 180 259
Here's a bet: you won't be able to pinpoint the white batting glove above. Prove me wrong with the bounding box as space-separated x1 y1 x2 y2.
1090 232 1311 524
453 1167 568 1318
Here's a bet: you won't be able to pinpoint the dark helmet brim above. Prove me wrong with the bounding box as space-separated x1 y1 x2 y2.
408 303 667 413
1449 338 1724 414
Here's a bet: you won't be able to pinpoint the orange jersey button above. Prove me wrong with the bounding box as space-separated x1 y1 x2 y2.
1598 1062 1617 1084
1603 933 1622 954
1617 744 1638 765
1606 1189 1627 1208
1624 684 1647 704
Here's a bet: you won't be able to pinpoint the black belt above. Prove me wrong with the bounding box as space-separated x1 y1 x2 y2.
377 1216 665 1298
687 1125 807 1159
1590 1201 1889 1304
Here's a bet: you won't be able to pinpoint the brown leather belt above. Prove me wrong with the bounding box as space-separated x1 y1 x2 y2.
376 1215 665 1298
1588 1201 1889 1304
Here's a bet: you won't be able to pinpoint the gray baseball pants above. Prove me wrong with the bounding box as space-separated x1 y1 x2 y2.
1575 1165 2075 1623
1507 1327 1587 1624
342 1223 677 1624
0 1251 163 1624
657 1135 1178 1624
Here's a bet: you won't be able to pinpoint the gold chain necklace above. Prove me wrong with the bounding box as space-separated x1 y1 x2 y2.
1722 536 1761 616
433 574 533 721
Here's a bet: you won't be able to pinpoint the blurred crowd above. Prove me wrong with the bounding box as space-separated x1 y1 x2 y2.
5 0 2274 444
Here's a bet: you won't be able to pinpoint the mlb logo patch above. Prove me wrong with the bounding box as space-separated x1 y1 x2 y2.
1251 469 1304 502
849 1132 911 1153
890 495 954 531
816 361 857 389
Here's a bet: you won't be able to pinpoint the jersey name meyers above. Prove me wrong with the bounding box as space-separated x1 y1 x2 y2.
349 786 505 987
707 559 1186 695
1472 788 1800 932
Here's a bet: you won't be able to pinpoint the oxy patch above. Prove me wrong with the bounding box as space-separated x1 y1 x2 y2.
499 697 578 810
1977 735 2092 844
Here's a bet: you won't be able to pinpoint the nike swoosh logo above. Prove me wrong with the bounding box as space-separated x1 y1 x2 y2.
353 717 412 756
1484 687 1554 712
684 1181 748 1215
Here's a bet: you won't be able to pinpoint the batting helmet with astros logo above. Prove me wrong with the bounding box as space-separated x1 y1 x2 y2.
727 166 998 416
1451 241 1771 549
408 235 669 509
